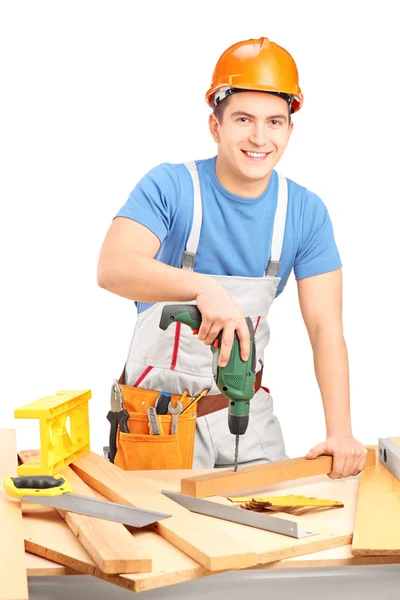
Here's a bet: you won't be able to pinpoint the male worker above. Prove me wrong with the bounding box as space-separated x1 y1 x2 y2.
97 37 368 478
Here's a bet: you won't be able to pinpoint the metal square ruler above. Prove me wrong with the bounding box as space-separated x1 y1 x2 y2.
378 437 400 480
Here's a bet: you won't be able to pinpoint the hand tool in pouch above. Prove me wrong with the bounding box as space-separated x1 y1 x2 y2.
106 379 130 463
155 391 172 415
161 490 318 539
180 388 209 416
159 305 256 471
3 474 171 527
147 406 162 434
168 400 183 434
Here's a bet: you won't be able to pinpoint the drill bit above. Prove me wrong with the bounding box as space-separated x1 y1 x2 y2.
234 435 239 472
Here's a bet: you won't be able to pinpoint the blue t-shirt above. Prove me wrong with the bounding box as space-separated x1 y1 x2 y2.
115 156 342 313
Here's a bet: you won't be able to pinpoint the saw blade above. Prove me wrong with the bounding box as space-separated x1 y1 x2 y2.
22 492 171 528
161 489 318 538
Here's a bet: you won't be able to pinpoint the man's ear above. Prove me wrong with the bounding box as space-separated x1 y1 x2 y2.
208 113 220 143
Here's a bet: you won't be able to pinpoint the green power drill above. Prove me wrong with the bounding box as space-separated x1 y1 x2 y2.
159 304 256 471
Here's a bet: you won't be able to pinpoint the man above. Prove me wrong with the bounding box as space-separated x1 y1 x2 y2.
97 37 368 478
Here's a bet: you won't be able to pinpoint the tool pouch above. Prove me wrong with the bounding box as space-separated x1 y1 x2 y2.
114 384 198 470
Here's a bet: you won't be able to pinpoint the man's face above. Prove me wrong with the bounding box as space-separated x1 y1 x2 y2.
209 91 293 184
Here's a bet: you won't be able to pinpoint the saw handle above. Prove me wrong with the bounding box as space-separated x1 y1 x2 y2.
3 474 72 498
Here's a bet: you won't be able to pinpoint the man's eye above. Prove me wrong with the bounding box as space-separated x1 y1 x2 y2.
270 120 282 126
238 117 249 123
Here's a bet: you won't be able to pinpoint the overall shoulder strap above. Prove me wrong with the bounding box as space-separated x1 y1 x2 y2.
265 172 288 277
182 161 203 270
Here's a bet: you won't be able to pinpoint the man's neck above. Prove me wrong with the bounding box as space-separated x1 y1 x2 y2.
215 155 272 198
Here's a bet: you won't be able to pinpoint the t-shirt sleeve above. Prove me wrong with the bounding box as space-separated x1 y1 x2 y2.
114 163 180 244
294 190 342 280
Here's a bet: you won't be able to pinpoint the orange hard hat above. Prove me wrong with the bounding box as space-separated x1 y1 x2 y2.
205 37 303 113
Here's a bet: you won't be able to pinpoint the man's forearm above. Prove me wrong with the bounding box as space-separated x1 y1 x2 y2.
311 327 352 437
97 251 218 303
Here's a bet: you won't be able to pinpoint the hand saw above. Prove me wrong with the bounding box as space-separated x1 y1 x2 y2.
161 489 318 539
4 474 171 528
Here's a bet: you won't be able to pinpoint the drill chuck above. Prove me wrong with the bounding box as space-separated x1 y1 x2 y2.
228 413 249 436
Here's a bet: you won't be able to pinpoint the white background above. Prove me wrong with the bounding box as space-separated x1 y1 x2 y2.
1 0 399 459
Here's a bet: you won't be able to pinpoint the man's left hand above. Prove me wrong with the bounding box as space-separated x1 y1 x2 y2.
305 435 368 479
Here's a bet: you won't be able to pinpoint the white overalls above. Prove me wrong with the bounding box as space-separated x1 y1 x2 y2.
123 161 288 468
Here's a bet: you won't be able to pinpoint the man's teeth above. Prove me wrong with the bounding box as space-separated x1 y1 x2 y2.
244 151 267 157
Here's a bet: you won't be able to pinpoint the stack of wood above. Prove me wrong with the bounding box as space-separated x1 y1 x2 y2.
2 428 395 600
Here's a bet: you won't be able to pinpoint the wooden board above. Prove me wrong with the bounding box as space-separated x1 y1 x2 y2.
26 541 400 577
126 471 356 565
20 457 400 594
352 438 400 555
24 465 400 593
71 452 258 572
23 503 208 592
181 449 376 497
25 552 81 576
0 430 29 600
19 450 152 575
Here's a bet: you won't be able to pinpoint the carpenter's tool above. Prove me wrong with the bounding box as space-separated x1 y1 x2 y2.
155 392 172 415
378 437 400 480
180 388 210 416
147 406 161 435
161 490 318 539
228 494 344 511
159 305 256 471
3 474 171 527
106 379 130 463
168 400 183 435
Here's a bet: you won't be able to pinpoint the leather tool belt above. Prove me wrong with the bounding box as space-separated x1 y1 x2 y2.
112 366 263 470
113 380 198 471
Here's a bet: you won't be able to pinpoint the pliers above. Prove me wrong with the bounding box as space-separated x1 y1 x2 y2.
106 379 130 463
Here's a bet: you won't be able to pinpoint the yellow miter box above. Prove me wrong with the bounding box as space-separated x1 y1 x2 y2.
15 389 92 476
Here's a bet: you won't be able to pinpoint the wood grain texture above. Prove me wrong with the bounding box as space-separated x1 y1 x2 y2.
352 439 400 555
134 484 354 565
0 430 29 600
25 552 81 576
181 449 376 498
23 506 208 592
24 465 400 592
19 450 152 575
71 452 258 572
26 542 400 578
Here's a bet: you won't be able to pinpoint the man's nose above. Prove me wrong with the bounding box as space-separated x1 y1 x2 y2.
249 124 269 147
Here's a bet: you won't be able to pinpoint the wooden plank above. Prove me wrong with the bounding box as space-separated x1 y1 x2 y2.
25 542 400 578
0 430 29 600
23 503 208 592
18 450 152 575
71 452 258 572
70 455 362 571
181 449 376 498
25 552 81 576
352 438 400 555
23 466 400 592
131 481 353 565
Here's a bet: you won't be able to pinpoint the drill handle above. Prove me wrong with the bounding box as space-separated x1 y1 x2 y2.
159 304 202 331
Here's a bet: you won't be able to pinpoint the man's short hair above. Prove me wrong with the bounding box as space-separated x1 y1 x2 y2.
212 90 292 125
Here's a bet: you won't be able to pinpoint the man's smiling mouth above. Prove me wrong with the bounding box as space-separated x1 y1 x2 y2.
241 150 271 160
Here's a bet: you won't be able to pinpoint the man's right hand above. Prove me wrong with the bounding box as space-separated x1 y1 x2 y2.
195 288 250 367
